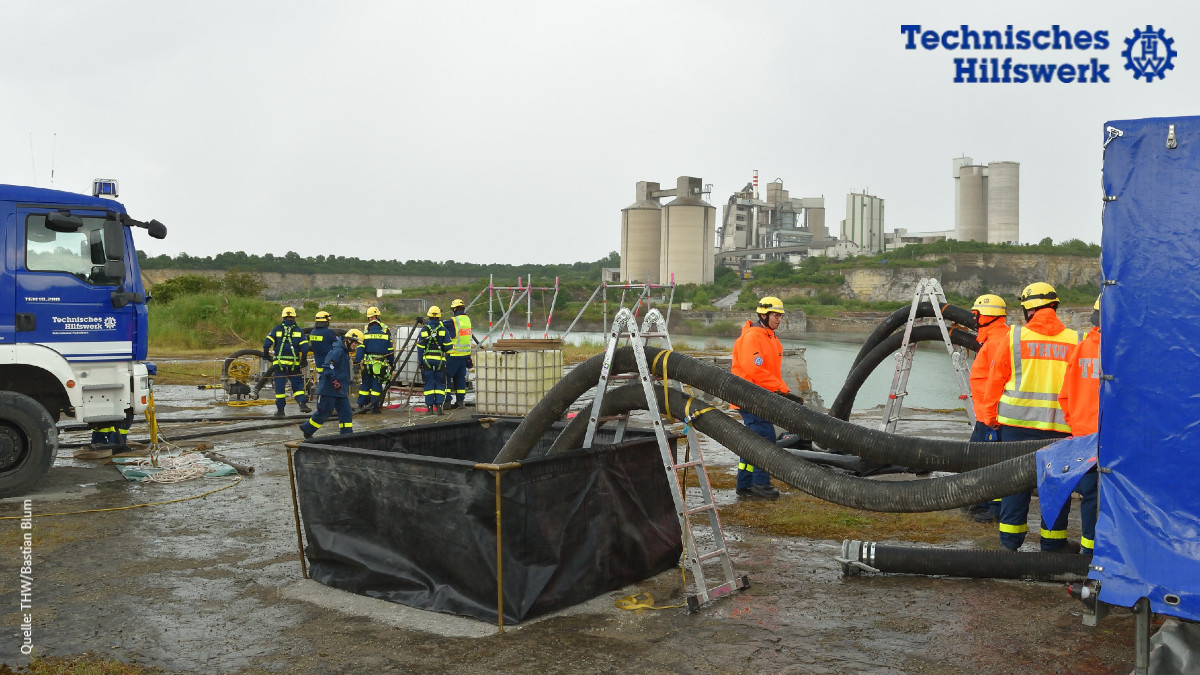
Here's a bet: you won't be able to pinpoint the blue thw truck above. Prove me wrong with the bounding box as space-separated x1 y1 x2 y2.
0 180 165 496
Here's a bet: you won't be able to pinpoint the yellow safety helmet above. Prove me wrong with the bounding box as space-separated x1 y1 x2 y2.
427 306 442 318
450 298 465 309
315 311 331 322
344 328 364 343
366 306 381 319
281 306 297 319
756 296 785 314
1094 295 1102 311
1018 282 1059 310
971 294 1007 317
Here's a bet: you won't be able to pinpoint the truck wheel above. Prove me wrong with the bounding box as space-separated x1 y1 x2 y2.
0 391 57 497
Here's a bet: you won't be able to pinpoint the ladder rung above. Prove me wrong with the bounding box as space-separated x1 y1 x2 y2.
697 548 729 563
674 460 704 470
685 504 715 516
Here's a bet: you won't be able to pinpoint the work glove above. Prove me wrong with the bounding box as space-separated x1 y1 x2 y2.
332 380 341 391
467 357 474 369
262 350 271 360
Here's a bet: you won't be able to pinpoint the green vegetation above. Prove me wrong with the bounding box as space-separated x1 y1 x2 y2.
869 237 1100 263
139 249 621 282
148 294 364 352
150 270 268 304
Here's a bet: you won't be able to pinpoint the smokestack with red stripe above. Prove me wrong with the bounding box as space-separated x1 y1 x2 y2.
753 170 759 200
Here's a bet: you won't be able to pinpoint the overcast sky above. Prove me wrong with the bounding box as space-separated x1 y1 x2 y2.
0 1 1193 265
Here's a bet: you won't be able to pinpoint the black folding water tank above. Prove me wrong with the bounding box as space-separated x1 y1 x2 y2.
293 417 683 624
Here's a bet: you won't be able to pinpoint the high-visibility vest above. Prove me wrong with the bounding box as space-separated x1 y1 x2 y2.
449 314 472 356
997 324 1079 432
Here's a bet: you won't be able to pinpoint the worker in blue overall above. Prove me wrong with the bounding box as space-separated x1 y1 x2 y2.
442 298 474 409
355 306 393 413
308 311 338 377
417 306 451 415
300 329 362 438
264 306 311 418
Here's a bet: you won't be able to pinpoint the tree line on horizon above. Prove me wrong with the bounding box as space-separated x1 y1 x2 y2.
135 238 1098 281
136 250 621 281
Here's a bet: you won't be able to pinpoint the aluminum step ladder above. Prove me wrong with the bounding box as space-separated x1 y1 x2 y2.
583 307 748 610
880 278 975 433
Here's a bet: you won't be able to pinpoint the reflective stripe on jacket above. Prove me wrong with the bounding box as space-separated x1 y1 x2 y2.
417 319 451 368
308 326 338 366
448 314 473 356
731 319 788 396
1058 326 1100 436
995 313 1078 433
361 321 393 361
263 321 309 366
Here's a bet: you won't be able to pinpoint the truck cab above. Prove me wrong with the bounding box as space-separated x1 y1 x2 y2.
0 181 165 496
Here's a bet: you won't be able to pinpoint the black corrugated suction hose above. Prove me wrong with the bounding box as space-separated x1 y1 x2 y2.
851 302 977 369
829 325 981 421
838 539 1091 581
493 347 1049 489
541 381 1035 512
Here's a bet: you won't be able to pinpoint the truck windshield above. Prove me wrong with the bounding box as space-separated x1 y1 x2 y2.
25 214 123 286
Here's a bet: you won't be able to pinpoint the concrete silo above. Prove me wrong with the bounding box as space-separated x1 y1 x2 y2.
956 165 988 243
659 176 715 285
986 161 1019 244
620 181 662 283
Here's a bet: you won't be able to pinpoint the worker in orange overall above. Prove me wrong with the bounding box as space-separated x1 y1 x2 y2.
966 293 1009 523
1053 294 1102 553
981 282 1078 551
731 296 798 499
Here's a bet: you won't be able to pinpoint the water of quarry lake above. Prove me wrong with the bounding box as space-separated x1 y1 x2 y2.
559 329 970 413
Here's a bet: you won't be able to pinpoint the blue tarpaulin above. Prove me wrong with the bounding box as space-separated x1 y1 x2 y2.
1036 433 1097 526
1092 115 1200 621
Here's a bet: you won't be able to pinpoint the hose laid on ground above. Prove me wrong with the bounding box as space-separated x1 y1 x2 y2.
543 381 1035 512
59 418 306 449
59 412 301 432
838 539 1091 581
494 346 1048 474
851 302 977 369
829 325 981 421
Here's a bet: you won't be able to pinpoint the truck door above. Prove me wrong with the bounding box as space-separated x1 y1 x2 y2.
0 210 14 345
15 209 136 362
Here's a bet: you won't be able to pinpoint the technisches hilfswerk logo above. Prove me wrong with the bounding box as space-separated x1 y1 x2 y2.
900 24 1177 83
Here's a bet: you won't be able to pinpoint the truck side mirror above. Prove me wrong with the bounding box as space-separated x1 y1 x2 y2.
45 211 83 233
104 260 125 280
146 219 167 240
103 220 125 261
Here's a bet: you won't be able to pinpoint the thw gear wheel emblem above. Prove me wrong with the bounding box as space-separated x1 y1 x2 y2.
1122 25 1177 82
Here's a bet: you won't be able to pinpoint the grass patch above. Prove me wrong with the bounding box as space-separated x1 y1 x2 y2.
0 653 157 674
147 359 222 386
683 466 993 546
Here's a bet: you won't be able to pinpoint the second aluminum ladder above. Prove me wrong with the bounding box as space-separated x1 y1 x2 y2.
880 278 975 433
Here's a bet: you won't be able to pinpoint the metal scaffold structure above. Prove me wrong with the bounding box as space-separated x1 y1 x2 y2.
561 278 677 340
480 275 561 343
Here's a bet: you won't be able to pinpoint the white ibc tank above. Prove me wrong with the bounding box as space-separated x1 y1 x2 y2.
474 349 564 416
987 161 1019 244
